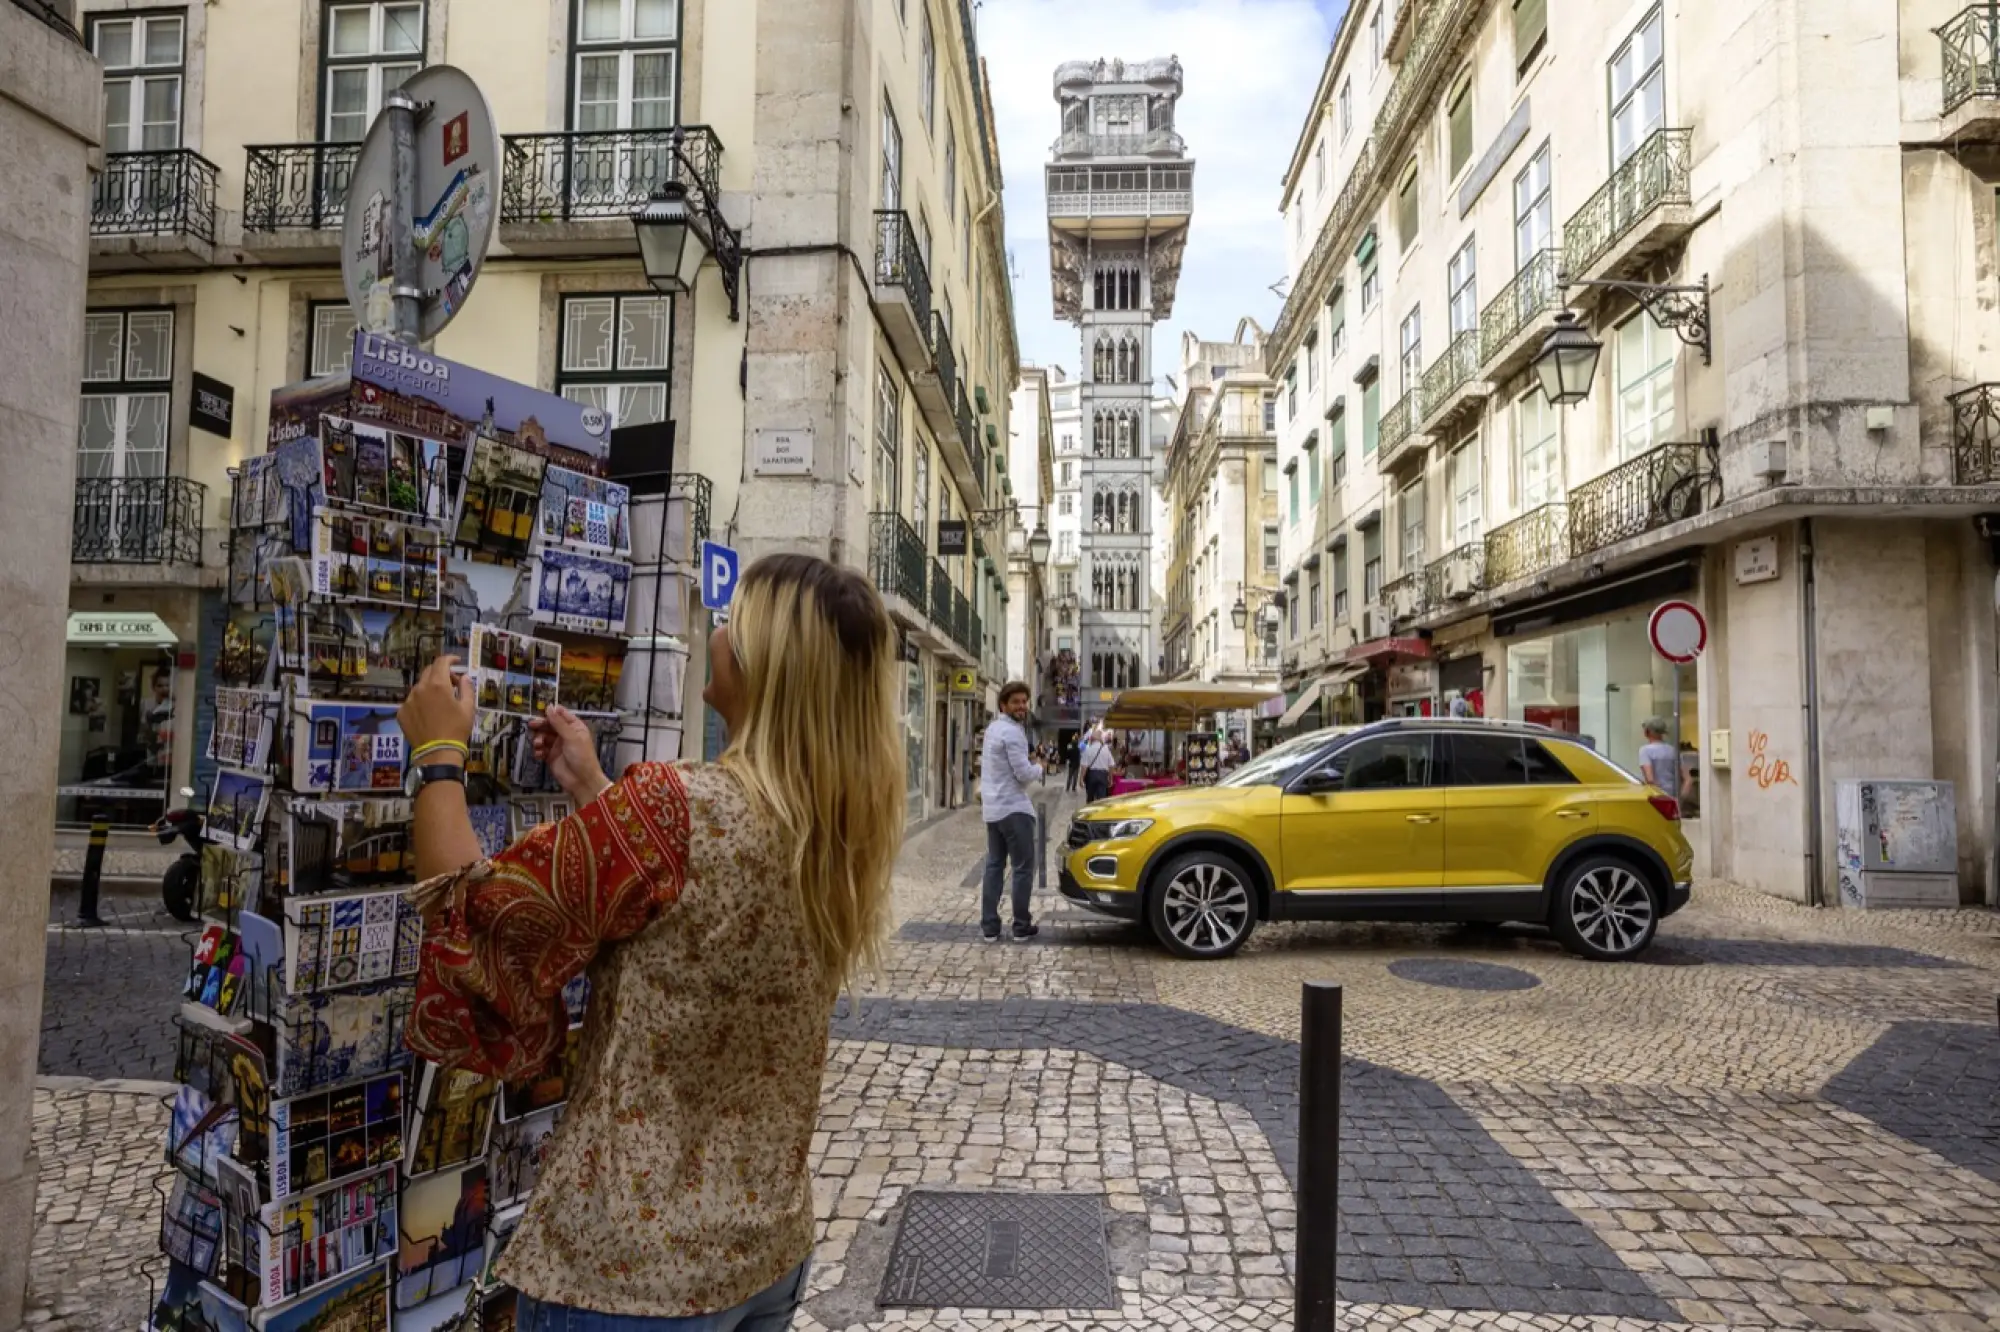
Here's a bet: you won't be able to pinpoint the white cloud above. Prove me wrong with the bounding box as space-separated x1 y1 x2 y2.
977 0 1337 378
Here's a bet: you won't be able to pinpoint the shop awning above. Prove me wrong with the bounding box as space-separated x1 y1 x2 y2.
1102 682 1284 731
1279 663 1368 728
1343 635 1431 662
65 612 177 647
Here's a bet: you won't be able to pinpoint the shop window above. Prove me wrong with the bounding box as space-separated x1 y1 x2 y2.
1614 312 1675 460
557 293 671 429
92 12 185 153
308 301 358 378
1504 614 1699 802
323 1 424 143
572 0 678 133
58 648 179 830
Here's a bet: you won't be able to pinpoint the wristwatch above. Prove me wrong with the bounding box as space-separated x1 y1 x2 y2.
404 763 467 799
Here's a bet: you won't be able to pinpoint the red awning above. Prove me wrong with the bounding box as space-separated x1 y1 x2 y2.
1343 636 1431 662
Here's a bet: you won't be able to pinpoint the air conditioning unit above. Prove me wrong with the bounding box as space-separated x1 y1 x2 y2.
1361 608 1388 640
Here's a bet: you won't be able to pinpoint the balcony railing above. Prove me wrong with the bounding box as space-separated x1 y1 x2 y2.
72 476 205 566
1378 390 1418 460
1484 503 1570 585
92 149 219 241
1380 572 1427 622
1948 382 2000 483
1941 6 2000 114
930 558 953 631
952 587 973 657
1424 543 1486 606
1420 331 1481 424
1480 248 1562 366
932 311 959 403
868 511 927 609
1561 128 1693 280
1372 0 1480 162
244 142 361 233
1269 137 1376 362
1045 190 1194 219
957 382 984 492
873 210 934 333
1568 441 1716 555
501 125 723 224
1051 129 1187 159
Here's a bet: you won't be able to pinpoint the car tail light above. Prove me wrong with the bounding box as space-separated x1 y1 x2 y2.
1647 793 1681 822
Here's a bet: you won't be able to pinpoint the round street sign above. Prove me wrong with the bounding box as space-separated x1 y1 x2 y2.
1648 600 1708 664
341 65 499 342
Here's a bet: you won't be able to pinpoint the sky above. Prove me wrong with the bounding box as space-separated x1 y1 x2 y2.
975 0 1347 382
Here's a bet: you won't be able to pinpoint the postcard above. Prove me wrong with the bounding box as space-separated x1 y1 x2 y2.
256 1255 390 1332
253 1163 398 1307
529 548 630 636
319 416 452 523
294 700 405 795
554 637 623 714
350 332 611 463
207 770 271 852
210 688 280 771
488 1106 561 1209
453 436 548 559
229 531 299 611
232 455 287 531
269 1072 403 1200
162 1174 226 1277
271 987 408 1100
394 1163 489 1310
467 805 512 860
311 508 443 610
561 975 590 1026
286 798 414 896
271 435 329 555
289 605 442 696
284 889 421 993
169 1084 240 1188
406 1064 498 1179
467 623 561 720
538 465 631 555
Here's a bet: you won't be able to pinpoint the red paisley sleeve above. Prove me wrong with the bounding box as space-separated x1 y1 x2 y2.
405 762 692 1081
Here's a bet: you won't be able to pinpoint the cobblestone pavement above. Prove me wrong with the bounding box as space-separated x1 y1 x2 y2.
27 788 2000 1331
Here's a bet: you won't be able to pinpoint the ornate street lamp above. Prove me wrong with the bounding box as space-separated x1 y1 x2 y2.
1029 523 1052 565
1533 310 1602 407
1230 595 1249 631
632 180 707 296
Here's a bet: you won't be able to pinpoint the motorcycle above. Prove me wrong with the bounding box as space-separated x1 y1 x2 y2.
151 787 203 923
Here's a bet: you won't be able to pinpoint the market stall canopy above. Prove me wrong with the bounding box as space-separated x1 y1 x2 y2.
1102 682 1285 731
1278 663 1369 728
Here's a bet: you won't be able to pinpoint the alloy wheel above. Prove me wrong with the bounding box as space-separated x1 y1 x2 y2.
1569 865 1655 957
1160 862 1252 955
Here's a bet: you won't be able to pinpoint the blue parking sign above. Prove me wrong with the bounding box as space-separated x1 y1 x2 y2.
700 540 739 611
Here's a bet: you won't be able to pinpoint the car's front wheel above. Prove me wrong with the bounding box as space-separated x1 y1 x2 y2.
1550 855 1659 960
1147 851 1258 960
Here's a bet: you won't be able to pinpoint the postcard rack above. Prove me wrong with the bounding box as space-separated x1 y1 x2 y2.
158 377 717 1332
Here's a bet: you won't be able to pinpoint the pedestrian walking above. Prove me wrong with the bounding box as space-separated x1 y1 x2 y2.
1064 733 1082 792
980 681 1043 943
1081 724 1117 803
1638 718 1680 795
397 553 903 1332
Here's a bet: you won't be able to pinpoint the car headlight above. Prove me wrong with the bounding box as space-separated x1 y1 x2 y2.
1103 818 1153 840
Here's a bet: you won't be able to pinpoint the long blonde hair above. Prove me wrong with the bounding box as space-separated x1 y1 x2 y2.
718 554 904 992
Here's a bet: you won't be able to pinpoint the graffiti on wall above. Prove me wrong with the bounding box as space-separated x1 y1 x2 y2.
1745 730 1798 790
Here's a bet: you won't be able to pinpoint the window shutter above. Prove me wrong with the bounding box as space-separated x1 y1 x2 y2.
1514 0 1548 69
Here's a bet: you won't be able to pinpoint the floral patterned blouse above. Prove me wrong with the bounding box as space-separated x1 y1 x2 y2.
406 761 832 1317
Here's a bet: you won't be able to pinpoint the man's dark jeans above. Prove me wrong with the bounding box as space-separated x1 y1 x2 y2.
981 811 1037 933
1084 769 1111 803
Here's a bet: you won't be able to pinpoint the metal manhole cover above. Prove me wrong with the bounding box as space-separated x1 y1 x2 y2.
1387 958 1542 991
878 1191 1117 1310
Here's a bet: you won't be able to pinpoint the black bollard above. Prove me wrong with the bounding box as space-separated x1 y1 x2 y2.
1296 981 1342 1330
77 819 110 927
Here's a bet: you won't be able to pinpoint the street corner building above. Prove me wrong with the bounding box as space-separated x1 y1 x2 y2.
48 0 1024 865
1265 0 2000 910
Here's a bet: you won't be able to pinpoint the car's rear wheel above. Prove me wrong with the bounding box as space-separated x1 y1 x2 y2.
1550 855 1659 960
1147 851 1257 960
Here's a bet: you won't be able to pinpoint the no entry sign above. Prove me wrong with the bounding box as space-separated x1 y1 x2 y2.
1648 600 1708 664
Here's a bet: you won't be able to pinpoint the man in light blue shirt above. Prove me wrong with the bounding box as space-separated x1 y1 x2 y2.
980 681 1043 942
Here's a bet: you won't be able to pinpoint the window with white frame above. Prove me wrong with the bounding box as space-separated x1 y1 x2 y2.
1314 140 1326 196
79 309 174 480
92 13 184 153
919 3 936 133
880 97 903 211
1398 306 1422 395
1304 335 1318 393
944 126 958 216
308 302 358 378
1369 6 1384 67
1363 526 1383 601
1307 563 1323 629
1447 238 1477 338
1360 261 1380 312
912 443 930 538
1615 313 1676 460
1447 438 1482 546
1398 478 1426 573
1264 525 1280 573
557 293 671 429
874 364 902 512
1397 161 1420 249
1332 546 1350 621
572 0 678 132
1610 6 1665 166
1286 365 1298 419
1446 74 1473 179
1513 142 1552 269
917 209 933 274
1339 79 1352 140
1328 289 1347 361
1288 581 1300 638
323 2 423 142
1515 388 1561 508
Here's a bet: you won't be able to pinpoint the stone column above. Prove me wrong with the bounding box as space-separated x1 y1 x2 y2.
0 9 98 1329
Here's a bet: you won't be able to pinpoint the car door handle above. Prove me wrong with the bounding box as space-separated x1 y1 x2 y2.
1557 809 1590 820
1406 813 1438 824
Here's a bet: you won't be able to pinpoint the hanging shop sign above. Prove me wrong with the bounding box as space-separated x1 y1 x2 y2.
937 520 970 557
65 612 178 646
1648 600 1708 664
950 668 979 696
189 372 236 438
341 64 500 341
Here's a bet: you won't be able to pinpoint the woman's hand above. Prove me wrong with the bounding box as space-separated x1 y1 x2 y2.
399 655 477 763
528 705 611 807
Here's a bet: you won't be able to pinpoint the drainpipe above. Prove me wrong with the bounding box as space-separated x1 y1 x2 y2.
1800 518 1825 907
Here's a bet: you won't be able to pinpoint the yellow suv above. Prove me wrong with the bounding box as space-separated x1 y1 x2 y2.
1060 719 1693 961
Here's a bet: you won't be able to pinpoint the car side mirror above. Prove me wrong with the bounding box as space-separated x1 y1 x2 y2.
1295 770 1343 796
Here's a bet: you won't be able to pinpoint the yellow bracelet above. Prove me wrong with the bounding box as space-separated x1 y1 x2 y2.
410 740 470 763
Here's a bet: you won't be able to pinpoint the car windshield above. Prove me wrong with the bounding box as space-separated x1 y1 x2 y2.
1217 729 1349 788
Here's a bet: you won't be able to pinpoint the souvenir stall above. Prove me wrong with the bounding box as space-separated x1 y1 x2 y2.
1100 684 1284 792
146 331 710 1332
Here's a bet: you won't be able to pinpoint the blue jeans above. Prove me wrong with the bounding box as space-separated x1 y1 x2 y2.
516 1262 810 1332
981 811 1037 932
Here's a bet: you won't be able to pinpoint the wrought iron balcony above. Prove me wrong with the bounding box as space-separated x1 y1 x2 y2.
1269 138 1375 366
869 511 928 610
1380 572 1427 623
1424 543 1486 607
1051 129 1187 160
1377 389 1422 467
1567 441 1717 556
1941 6 2000 114
243 142 361 233
1480 248 1562 369
1372 0 1481 163
1484 503 1570 585
873 209 934 370
1948 382 2000 483
931 312 959 403
501 125 723 224
930 558 954 633
92 149 219 242
1419 331 1485 430
1561 129 1693 281
72 476 206 567
952 587 974 657
957 382 985 496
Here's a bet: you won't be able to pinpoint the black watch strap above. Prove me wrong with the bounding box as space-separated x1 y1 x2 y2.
415 763 466 791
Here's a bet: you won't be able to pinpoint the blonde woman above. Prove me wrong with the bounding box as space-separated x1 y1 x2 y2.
397 553 904 1332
